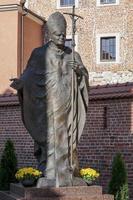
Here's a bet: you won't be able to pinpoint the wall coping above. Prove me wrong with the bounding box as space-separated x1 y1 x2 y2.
0 94 19 106
89 82 133 100
0 82 133 106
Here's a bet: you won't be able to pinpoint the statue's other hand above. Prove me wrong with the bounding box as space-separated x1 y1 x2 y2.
10 78 23 90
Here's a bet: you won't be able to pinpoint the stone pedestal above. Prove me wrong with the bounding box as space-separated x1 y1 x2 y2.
37 178 56 188
0 183 114 200
36 177 87 188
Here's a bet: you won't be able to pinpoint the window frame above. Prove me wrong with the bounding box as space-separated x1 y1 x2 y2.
65 38 73 49
96 33 120 64
65 35 78 51
57 0 78 9
25 0 29 8
97 0 119 6
100 36 116 62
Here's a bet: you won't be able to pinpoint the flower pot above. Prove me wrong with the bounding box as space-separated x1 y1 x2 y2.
84 180 93 186
21 179 36 187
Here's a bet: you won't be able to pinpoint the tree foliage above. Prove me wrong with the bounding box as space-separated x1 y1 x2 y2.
108 153 129 200
0 139 17 190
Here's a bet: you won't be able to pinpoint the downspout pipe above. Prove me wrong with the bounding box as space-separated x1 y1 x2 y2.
21 6 28 74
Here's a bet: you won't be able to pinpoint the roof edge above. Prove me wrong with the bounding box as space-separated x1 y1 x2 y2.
89 82 133 100
0 82 133 105
0 3 46 23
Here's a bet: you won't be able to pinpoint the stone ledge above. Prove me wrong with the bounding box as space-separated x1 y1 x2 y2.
0 191 22 200
103 194 114 200
10 183 25 197
17 195 114 200
30 195 112 200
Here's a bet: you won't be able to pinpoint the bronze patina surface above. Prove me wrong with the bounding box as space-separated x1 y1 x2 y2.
11 12 88 187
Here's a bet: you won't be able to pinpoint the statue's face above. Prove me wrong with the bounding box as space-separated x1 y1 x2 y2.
50 29 66 47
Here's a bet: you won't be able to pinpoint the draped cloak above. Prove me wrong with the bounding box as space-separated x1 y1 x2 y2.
11 41 88 186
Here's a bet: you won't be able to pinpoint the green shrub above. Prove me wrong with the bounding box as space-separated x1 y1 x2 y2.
0 167 9 190
108 153 129 200
116 183 129 200
0 139 17 190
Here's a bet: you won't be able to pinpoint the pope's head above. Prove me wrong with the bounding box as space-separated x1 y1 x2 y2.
46 12 67 47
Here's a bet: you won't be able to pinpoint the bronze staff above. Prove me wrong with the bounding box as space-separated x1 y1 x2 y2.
64 6 83 182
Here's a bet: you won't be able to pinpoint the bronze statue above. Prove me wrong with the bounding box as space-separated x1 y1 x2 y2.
10 12 88 187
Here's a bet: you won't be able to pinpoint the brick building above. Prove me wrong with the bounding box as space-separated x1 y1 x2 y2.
27 0 133 85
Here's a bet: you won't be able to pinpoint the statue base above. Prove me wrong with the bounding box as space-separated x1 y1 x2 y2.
37 177 87 188
37 177 56 188
0 183 114 200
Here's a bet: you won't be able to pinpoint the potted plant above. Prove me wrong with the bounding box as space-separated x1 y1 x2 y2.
15 167 42 187
80 167 100 185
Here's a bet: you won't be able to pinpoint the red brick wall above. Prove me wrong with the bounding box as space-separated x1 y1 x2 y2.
78 83 133 198
79 98 133 196
0 83 133 197
0 96 37 168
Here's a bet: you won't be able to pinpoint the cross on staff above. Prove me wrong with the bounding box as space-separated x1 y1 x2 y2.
64 5 83 184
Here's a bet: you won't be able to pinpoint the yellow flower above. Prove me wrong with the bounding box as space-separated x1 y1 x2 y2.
80 167 100 182
15 167 42 181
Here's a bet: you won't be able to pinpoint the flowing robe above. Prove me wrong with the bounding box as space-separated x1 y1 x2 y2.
11 41 88 186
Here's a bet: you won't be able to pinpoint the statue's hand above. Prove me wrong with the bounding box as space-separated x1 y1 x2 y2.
10 78 23 90
68 61 82 76
68 61 88 78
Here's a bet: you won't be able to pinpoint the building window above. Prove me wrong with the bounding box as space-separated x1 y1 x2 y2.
65 38 72 48
100 37 116 61
65 35 78 51
97 0 119 6
57 0 78 8
100 0 116 4
60 0 75 7
24 0 29 8
96 33 120 64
